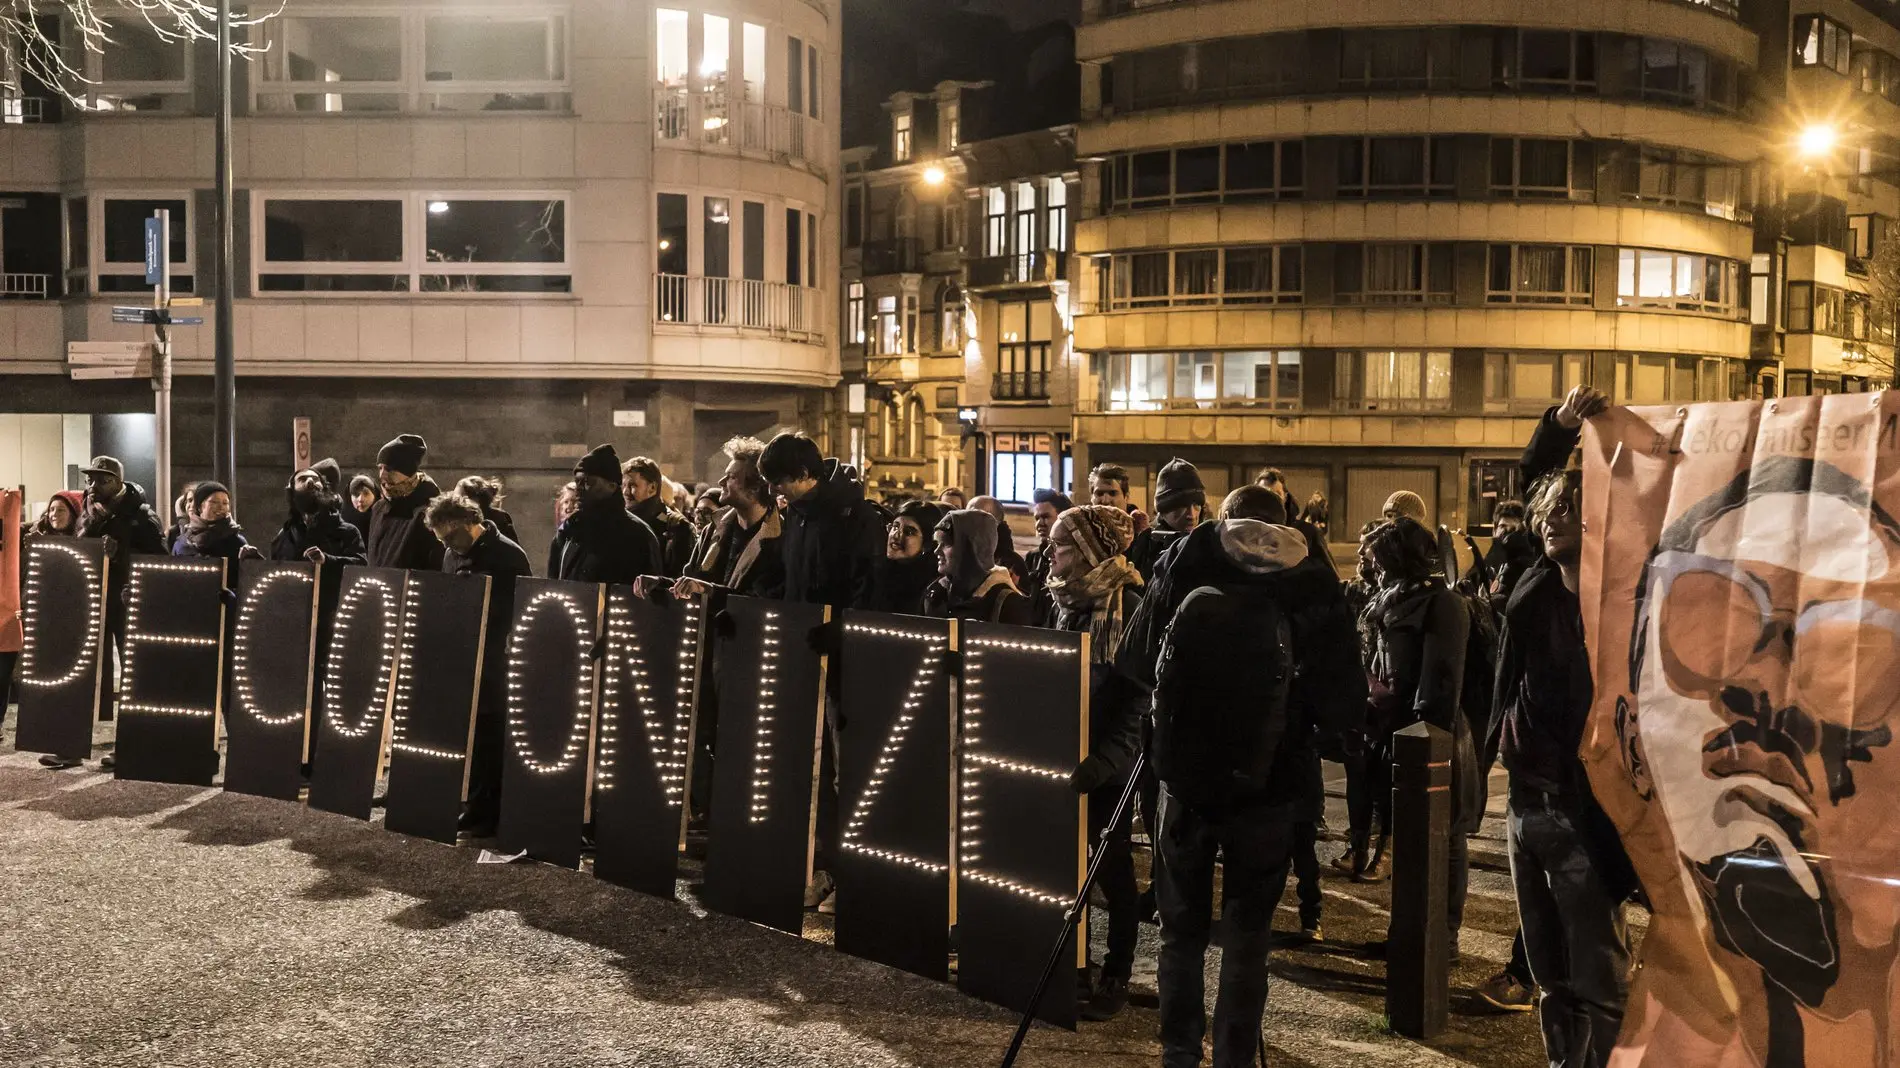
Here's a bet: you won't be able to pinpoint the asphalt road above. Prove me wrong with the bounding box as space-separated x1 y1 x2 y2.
0 718 1610 1068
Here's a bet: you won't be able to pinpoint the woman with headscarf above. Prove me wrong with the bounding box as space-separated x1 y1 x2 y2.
867 499 945 615
921 508 1030 624
1044 503 1148 1020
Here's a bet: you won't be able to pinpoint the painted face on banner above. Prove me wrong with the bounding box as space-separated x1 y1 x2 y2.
1628 463 1900 1036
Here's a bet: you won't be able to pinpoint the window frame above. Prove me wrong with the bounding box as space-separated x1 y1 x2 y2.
1485 244 1595 305
1097 349 1303 411
1333 350 1454 412
249 7 575 115
1615 246 1742 317
92 192 195 294
1103 140 1303 212
1481 351 1588 412
1097 244 1302 310
1794 14 1854 77
71 16 194 112
249 189 574 296
1337 136 1456 199
1489 138 1593 200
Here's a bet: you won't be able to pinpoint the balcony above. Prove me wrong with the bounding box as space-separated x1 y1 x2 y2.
1 273 51 299
654 274 823 342
992 369 1051 401
861 238 922 276
966 250 1067 289
654 88 823 171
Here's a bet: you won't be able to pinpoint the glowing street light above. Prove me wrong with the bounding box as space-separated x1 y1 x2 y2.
428 201 450 214
922 165 946 187
1797 123 1839 160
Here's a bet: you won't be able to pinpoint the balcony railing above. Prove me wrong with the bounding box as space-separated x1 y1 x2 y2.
860 238 922 276
1 273 51 299
2 96 46 124
654 88 822 168
992 369 1050 401
654 274 822 341
966 250 1066 288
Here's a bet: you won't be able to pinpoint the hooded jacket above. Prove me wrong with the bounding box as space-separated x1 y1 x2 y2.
1367 579 1482 835
80 481 167 598
1119 519 1366 818
631 494 696 579
547 493 662 585
367 475 444 571
272 480 368 565
684 505 785 598
777 459 886 609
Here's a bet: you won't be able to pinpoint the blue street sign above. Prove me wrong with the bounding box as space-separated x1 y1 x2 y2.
144 217 163 285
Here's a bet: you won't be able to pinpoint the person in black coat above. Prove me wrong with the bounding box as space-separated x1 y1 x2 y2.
921 508 1032 625
343 474 379 543
455 475 519 547
548 443 662 584
170 481 249 563
428 492 533 838
758 432 886 610
1361 515 1478 956
866 499 944 615
666 435 785 599
1024 488 1073 625
1128 457 1203 581
623 455 696 579
267 462 367 565
367 434 444 572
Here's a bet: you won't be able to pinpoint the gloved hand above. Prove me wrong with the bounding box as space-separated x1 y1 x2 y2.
1068 754 1112 794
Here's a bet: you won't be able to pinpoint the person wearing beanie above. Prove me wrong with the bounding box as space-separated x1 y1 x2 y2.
1382 489 1428 524
367 433 444 571
271 464 367 565
170 481 248 563
1128 457 1205 582
1044 502 1148 1021
343 473 379 543
30 490 85 537
547 443 662 583
921 508 1030 624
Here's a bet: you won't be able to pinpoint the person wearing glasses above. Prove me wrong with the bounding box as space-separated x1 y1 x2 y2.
866 500 946 616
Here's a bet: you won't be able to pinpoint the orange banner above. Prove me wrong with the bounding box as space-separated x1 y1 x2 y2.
1 488 19 654
1582 395 1900 1067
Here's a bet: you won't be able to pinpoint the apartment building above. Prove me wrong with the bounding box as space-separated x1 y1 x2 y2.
835 83 1079 502
0 0 840 550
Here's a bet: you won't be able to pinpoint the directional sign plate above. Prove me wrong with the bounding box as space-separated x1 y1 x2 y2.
144 217 163 285
70 367 143 381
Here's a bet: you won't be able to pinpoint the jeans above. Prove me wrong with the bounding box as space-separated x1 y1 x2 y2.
1291 820 1322 928
1508 795 1631 1068
1156 786 1294 1068
1089 782 1140 982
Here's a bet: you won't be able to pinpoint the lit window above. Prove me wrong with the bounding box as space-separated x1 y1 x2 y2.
894 112 912 162
254 195 570 295
97 197 192 294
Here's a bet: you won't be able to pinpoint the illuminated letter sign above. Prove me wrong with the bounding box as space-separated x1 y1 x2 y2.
592 587 705 897
15 538 109 760
956 623 1088 1027
700 596 829 935
383 569 491 845
113 556 226 785
223 562 319 801
307 567 405 820
496 577 603 870
834 612 955 981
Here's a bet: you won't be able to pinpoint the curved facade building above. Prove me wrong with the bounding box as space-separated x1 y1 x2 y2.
0 0 840 549
1070 0 1763 536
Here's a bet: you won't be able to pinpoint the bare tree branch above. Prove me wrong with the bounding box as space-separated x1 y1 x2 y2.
1860 236 1900 386
1 0 279 104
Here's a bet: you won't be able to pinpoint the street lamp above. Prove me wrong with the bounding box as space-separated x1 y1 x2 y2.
922 165 946 187
1797 123 1839 160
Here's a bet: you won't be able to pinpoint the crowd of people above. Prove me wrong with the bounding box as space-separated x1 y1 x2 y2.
2 389 1629 1068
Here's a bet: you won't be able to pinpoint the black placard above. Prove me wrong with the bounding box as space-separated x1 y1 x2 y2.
113 556 226 785
955 623 1088 1028
834 611 955 980
591 588 705 897
223 562 319 801
14 538 109 759
700 596 829 935
306 566 405 820
496 577 603 870
384 569 491 845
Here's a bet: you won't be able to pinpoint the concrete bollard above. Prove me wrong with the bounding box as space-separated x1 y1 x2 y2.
1385 720 1451 1039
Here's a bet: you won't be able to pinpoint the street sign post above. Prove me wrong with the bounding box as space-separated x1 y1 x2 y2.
144 217 163 286
67 342 155 381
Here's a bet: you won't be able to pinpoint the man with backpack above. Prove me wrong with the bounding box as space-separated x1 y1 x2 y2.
1116 484 1365 1068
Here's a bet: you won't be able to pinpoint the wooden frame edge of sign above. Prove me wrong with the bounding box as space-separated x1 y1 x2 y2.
581 582 606 824
374 571 407 782
90 553 112 727
946 618 959 930
1075 630 1090 969
298 566 320 765
802 604 833 892
211 558 229 748
675 593 713 854
458 575 494 804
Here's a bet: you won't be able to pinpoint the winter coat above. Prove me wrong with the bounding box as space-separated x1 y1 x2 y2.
632 495 697 579
367 477 444 572
271 508 367 565
547 495 662 585
1054 584 1146 789
171 517 248 562
922 566 1031 625
1023 543 1054 625
684 506 785 597
866 554 939 615
1119 520 1364 818
80 481 167 602
1367 581 1483 835
1126 525 1185 583
778 459 886 609
482 506 520 548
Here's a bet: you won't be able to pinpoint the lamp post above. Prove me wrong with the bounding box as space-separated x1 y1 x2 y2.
213 0 237 494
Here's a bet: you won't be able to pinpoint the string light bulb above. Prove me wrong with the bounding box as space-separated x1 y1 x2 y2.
19 541 103 690
839 622 948 874
321 575 400 739
231 567 316 727
505 589 597 775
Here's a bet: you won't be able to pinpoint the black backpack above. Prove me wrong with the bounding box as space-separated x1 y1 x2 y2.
1150 584 1294 810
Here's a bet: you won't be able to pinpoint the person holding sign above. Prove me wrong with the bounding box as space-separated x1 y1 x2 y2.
267 463 366 565
170 482 249 562
672 436 784 600
549 444 661 584
367 435 444 572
